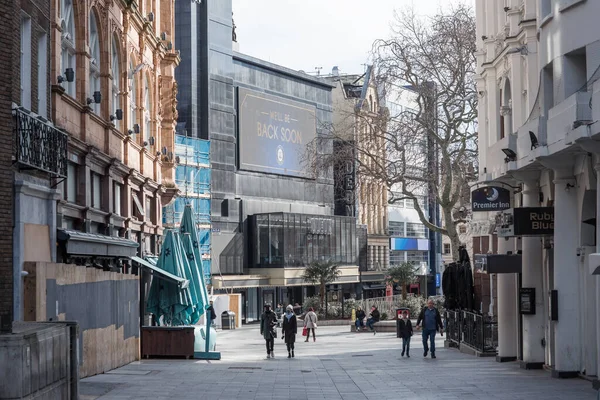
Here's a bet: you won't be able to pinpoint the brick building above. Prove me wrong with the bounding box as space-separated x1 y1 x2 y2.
7 0 180 322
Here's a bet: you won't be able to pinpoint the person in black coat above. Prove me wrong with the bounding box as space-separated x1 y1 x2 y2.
281 305 298 358
355 306 366 331
260 304 278 358
398 310 413 357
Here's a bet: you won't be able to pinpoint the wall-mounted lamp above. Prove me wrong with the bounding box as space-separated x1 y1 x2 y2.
478 90 486 97
504 6 511 12
93 91 102 104
86 97 94 105
57 68 75 84
161 146 168 155
502 148 517 163
127 129 133 135
149 137 155 146
160 32 167 41
147 12 154 22
143 141 149 147
156 151 162 157
115 109 123 120
167 42 173 51
175 155 181 164
481 35 488 41
565 183 575 192
133 124 140 134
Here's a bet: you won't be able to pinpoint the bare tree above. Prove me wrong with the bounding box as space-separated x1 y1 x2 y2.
308 4 477 260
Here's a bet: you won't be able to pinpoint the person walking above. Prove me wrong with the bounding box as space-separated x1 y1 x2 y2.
355 306 366 331
398 310 413 357
260 304 278 358
207 300 217 327
366 306 380 335
304 307 318 342
416 299 444 359
281 305 297 358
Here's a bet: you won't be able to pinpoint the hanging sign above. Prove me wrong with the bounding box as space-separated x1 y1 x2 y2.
471 186 511 212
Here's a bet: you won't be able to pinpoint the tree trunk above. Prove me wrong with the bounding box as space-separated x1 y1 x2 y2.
443 206 462 262
401 280 407 300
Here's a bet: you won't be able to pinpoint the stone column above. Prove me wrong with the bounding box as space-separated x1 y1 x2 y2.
595 163 600 382
520 179 545 369
497 237 518 362
552 172 581 377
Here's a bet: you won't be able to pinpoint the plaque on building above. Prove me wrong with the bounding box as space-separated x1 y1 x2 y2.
519 288 536 315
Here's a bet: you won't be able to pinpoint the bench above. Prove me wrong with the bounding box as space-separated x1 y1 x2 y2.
349 319 422 333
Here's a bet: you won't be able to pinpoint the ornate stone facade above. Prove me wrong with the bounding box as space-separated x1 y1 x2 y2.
50 0 179 256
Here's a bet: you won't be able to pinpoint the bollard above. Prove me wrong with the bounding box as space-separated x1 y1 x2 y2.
351 308 356 322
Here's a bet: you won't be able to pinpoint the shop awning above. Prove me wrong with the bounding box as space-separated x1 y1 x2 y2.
57 229 138 257
362 284 386 291
129 256 189 289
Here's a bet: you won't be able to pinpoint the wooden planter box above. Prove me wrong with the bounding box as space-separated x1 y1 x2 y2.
141 326 195 359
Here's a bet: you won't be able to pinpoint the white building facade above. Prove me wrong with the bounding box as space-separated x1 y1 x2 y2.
476 0 600 385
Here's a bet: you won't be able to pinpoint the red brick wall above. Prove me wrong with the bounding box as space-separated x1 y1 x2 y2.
0 0 15 332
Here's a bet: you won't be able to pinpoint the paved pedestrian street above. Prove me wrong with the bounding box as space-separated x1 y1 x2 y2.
80 325 597 400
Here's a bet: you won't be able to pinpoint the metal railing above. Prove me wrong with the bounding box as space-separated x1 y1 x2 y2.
13 107 68 177
445 309 497 355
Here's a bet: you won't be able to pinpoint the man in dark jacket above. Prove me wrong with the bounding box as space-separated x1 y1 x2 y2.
366 306 380 335
416 299 444 358
207 301 217 326
398 310 413 357
260 304 278 358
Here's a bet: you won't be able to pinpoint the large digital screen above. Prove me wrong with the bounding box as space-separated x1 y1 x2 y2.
390 238 429 251
238 87 317 178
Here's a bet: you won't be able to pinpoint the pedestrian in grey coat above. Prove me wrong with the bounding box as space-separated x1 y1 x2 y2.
304 307 318 342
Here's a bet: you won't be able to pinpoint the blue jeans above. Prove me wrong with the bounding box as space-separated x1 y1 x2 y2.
422 329 436 355
355 318 364 329
366 318 376 330
402 337 411 354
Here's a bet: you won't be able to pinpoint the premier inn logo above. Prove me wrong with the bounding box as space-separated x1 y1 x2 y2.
471 186 512 212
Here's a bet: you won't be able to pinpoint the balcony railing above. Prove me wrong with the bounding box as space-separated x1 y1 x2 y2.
13 107 68 177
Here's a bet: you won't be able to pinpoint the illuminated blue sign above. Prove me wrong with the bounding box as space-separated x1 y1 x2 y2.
390 238 429 251
436 273 440 288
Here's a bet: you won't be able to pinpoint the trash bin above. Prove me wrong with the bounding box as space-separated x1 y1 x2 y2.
221 311 236 330
396 308 410 338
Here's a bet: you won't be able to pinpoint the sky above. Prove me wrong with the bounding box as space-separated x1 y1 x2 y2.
233 0 475 77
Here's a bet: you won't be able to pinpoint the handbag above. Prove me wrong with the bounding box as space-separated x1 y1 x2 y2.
302 327 308 336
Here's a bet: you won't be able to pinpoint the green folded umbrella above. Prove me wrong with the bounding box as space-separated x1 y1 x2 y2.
146 230 193 326
180 205 209 321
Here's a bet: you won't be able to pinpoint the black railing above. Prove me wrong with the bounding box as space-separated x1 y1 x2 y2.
445 310 497 354
13 107 68 177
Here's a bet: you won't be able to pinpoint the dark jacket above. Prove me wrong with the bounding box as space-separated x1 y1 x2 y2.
398 318 413 339
207 305 217 322
356 309 366 321
281 313 297 344
370 309 380 322
260 310 277 340
416 307 443 332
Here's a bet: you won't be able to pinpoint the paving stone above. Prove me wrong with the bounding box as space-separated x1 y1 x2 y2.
80 325 597 399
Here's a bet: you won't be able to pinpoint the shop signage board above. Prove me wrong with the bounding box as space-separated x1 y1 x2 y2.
497 207 554 237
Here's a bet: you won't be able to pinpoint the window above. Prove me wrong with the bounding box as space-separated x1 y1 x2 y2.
89 12 101 114
389 192 404 207
37 33 47 117
66 162 77 202
541 0 552 18
406 223 427 238
114 183 122 216
444 243 451 254
145 196 153 222
388 221 404 237
143 75 151 141
459 225 467 234
407 251 428 265
111 37 120 128
129 60 137 132
20 15 32 109
132 190 144 219
60 0 76 97
91 172 102 209
389 250 405 265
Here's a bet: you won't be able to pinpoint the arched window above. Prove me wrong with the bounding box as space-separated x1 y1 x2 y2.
144 75 152 141
111 37 120 128
60 0 76 97
129 59 137 133
89 12 101 114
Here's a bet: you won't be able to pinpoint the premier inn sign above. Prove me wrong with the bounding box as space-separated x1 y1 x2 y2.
471 186 511 212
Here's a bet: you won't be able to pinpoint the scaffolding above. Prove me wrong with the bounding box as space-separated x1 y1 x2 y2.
163 135 211 283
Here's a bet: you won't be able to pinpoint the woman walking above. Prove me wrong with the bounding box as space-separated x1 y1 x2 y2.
281 305 297 358
304 307 318 342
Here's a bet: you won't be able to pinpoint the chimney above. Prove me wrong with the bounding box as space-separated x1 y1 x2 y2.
332 66 339 76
